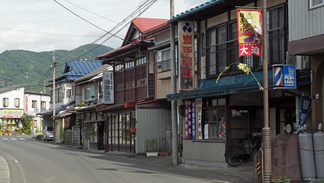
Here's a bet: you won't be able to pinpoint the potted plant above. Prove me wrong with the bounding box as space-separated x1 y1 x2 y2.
158 137 170 156
145 138 159 156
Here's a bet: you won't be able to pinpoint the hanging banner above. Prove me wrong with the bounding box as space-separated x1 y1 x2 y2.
196 98 203 139
297 95 312 133
191 99 196 140
237 9 262 57
178 21 195 91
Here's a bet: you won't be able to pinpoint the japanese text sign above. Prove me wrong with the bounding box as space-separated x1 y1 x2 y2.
103 71 114 104
237 9 262 57
178 21 195 91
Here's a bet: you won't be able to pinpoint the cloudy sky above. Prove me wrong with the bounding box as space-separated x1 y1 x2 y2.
0 0 207 53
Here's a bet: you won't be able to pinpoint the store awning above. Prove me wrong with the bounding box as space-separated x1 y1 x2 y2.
167 71 272 101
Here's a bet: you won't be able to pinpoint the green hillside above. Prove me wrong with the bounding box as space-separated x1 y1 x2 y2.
0 44 113 93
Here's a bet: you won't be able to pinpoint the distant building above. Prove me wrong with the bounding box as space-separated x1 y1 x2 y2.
0 85 24 133
24 91 51 135
37 60 102 142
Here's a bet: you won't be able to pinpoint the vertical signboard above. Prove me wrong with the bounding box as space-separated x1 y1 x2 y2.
178 21 195 91
196 98 202 139
237 9 262 57
188 100 192 139
185 100 189 139
103 72 114 104
191 99 196 140
25 94 28 112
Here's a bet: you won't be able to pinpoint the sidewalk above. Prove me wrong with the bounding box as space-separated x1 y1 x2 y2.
106 151 255 183
0 155 10 183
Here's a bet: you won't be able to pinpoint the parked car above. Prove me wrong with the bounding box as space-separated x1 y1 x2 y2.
43 126 53 141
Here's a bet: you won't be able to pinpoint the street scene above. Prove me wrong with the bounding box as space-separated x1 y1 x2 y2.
0 0 324 183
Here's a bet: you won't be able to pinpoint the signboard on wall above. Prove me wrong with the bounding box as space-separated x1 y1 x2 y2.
273 65 296 89
103 71 114 104
3 110 23 118
178 21 195 91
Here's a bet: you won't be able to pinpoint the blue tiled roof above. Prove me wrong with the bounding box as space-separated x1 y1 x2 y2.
169 0 221 23
63 61 102 81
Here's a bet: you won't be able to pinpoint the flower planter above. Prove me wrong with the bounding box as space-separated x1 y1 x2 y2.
146 152 159 157
159 152 170 156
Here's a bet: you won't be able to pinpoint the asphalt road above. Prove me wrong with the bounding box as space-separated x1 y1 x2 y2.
0 135 213 183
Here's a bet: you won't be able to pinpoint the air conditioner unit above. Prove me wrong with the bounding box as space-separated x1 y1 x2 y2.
286 52 310 70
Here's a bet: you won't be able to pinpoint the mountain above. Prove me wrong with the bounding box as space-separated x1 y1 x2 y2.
0 44 113 93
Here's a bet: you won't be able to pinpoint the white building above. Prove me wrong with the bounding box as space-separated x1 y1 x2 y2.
0 85 25 133
24 91 51 134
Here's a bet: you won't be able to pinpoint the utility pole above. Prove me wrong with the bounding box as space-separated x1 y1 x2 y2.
170 0 178 165
262 0 271 182
52 53 56 143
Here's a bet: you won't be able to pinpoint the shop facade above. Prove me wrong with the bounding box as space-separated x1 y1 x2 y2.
166 0 310 167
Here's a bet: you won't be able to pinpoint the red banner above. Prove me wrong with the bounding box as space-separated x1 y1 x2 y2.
237 9 262 57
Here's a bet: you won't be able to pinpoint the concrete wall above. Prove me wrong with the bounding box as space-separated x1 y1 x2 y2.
182 140 227 167
271 134 302 181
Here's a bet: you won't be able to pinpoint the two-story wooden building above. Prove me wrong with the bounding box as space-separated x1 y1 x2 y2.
96 18 172 154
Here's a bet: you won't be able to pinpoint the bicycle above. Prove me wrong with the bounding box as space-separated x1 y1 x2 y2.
225 134 262 167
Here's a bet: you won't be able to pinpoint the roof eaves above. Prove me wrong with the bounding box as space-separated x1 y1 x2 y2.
168 0 221 24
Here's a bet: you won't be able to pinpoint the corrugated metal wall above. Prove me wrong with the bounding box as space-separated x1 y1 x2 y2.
289 0 324 41
136 108 171 154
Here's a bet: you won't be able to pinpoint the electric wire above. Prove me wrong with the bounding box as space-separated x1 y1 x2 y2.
36 0 157 87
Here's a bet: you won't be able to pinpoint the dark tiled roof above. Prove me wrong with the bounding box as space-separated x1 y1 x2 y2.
0 84 25 94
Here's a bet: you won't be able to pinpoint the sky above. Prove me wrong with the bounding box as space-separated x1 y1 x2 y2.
0 0 208 54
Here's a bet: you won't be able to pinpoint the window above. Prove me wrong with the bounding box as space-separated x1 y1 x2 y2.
268 4 287 66
85 84 96 101
136 65 147 86
157 49 171 73
14 98 20 107
66 89 72 98
3 98 8 107
115 72 124 91
310 0 324 9
52 87 64 103
206 21 256 78
32 100 37 108
203 98 227 139
41 101 46 112
125 69 135 89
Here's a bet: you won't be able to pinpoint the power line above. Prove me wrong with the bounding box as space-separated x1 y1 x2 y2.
54 0 125 41
62 0 119 24
37 0 158 86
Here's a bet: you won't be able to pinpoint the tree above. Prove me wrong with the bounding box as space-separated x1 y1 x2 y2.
21 115 33 135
